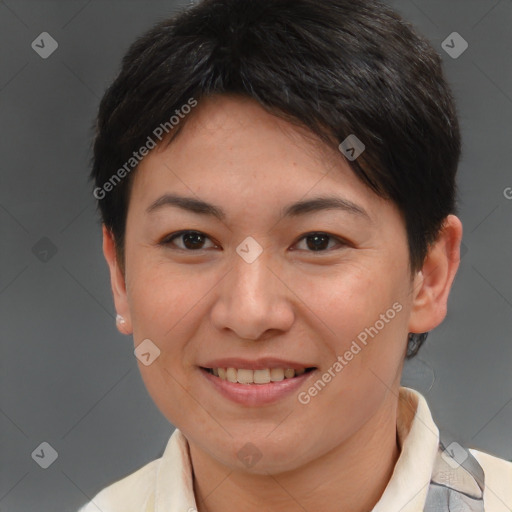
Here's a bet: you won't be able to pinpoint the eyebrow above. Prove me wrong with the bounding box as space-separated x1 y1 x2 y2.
146 193 371 222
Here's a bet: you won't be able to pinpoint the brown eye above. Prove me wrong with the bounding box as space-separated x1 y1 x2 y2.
161 230 217 251
294 232 346 252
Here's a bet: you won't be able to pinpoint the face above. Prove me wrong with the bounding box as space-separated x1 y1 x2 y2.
105 94 456 474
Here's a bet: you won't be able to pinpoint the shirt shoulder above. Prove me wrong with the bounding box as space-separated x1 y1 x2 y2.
469 448 512 512
76 457 160 512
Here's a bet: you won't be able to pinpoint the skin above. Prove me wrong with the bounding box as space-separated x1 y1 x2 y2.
103 93 462 512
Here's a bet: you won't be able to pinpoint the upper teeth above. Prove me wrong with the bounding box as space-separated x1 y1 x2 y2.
211 367 306 384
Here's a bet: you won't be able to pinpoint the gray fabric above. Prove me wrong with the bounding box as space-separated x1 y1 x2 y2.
424 433 485 511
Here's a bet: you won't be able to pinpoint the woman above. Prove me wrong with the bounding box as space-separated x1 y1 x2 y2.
80 0 512 510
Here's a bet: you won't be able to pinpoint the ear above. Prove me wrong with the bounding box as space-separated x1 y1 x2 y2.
102 225 133 335
408 214 463 333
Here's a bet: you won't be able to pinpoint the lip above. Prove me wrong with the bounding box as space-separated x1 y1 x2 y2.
200 357 316 370
199 366 318 406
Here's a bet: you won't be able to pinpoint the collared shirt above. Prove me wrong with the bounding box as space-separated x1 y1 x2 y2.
77 386 512 512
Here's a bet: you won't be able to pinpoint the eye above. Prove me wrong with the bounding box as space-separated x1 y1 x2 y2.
293 232 348 252
160 230 218 251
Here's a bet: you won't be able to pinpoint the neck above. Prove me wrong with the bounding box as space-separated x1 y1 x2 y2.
190 390 401 512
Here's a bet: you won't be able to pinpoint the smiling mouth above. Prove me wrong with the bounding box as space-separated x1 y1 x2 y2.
201 366 316 384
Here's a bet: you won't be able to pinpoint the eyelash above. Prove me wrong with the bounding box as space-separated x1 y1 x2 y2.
159 230 349 253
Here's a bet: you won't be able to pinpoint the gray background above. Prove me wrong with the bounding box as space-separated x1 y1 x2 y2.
0 0 511 510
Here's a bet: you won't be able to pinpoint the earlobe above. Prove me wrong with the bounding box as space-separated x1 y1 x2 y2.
116 313 131 335
102 225 133 335
408 215 463 334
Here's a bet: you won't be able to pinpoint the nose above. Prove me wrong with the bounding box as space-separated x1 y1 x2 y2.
210 249 295 341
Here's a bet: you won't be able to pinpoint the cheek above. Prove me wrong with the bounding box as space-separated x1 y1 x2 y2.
125 259 215 427
290 270 407 448
301 263 408 380
305 264 403 334
126 253 212 338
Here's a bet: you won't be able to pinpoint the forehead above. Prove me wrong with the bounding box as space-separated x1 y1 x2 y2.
152 94 340 173
130 94 391 222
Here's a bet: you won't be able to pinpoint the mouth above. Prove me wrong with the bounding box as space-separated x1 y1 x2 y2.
200 366 317 384
199 365 318 406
